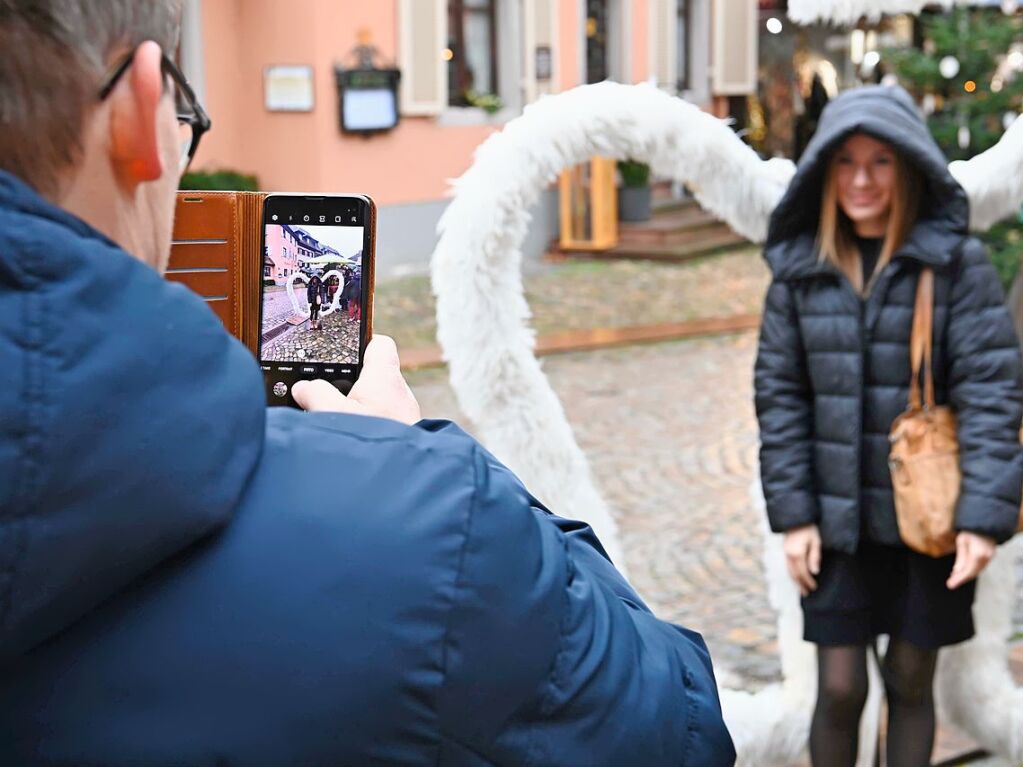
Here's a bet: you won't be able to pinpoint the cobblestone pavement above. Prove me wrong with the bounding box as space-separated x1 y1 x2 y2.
261 309 360 364
406 333 1023 690
261 286 302 333
376 249 770 351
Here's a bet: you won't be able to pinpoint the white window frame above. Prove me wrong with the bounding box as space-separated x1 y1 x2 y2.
398 0 448 116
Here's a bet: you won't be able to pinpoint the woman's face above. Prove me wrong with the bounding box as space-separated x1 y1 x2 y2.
833 134 896 237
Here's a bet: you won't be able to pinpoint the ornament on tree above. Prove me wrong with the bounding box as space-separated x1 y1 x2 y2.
940 55 961 79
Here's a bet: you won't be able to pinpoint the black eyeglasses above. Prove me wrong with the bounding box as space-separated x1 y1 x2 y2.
98 50 211 174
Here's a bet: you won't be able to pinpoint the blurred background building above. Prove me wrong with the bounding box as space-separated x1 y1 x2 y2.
178 0 1021 278
179 0 761 275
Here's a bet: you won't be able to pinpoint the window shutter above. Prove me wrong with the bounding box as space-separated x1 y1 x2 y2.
523 0 558 103
711 0 757 95
648 0 677 91
398 0 447 115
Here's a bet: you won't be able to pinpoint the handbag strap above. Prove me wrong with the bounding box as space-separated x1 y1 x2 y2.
909 267 936 410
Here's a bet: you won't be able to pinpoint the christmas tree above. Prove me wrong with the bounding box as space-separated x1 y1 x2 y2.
889 5 1023 288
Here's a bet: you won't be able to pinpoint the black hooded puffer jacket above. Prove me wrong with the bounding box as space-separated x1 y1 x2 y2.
754 85 1023 554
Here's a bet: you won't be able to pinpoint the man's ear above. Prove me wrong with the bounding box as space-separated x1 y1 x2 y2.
109 41 167 185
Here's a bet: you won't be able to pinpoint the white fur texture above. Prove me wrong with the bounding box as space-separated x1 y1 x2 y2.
787 0 948 25
430 81 1023 763
935 535 1023 761
432 82 794 567
951 112 1023 231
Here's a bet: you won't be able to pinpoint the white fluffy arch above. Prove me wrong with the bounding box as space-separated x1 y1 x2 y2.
786 0 959 25
430 81 1023 764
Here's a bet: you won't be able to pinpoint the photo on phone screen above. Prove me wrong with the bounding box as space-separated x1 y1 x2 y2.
261 223 363 363
258 195 372 405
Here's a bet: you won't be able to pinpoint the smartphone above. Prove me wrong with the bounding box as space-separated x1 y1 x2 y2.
258 193 375 407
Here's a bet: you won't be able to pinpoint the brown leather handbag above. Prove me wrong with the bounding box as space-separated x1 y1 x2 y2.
888 268 960 557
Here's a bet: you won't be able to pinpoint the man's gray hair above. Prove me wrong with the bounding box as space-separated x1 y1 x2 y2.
0 0 183 197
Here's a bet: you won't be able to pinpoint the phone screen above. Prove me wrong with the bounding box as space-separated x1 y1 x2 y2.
258 194 372 406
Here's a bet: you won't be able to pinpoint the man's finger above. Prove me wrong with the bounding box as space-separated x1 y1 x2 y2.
350 336 404 395
362 335 400 370
292 378 355 413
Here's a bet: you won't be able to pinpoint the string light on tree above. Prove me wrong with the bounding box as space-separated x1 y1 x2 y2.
940 55 961 79
958 122 972 149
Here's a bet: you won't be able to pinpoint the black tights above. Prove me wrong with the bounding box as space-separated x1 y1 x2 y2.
809 640 938 767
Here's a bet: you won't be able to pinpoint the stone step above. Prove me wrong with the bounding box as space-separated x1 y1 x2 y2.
651 195 696 215
606 226 750 262
619 211 733 246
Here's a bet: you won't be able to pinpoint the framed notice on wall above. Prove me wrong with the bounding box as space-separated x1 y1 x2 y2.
264 65 315 112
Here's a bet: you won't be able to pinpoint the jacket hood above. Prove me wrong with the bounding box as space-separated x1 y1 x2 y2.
0 171 266 658
765 85 969 279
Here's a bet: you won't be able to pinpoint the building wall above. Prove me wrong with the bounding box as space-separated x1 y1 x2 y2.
186 0 733 276
264 223 299 284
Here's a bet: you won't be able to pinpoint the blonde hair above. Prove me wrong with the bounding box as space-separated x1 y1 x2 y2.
817 144 922 294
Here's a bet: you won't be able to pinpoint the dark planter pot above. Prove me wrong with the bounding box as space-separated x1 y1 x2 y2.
618 185 652 222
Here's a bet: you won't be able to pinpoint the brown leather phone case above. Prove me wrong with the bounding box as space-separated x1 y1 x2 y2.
167 191 265 353
167 191 375 359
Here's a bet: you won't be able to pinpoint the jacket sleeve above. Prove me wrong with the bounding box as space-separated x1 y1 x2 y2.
754 279 819 532
947 239 1023 543
426 424 735 766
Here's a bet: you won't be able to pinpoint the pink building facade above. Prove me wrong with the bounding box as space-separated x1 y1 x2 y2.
179 0 759 274
263 224 300 285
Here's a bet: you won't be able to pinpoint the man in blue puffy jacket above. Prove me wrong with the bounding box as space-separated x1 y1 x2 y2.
0 2 735 764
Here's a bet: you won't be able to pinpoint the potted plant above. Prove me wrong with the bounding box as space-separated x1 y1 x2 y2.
464 90 504 115
617 159 651 222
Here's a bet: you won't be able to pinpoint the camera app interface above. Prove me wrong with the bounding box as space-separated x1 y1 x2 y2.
260 220 365 367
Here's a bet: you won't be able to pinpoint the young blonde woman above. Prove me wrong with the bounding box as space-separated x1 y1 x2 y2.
755 85 1023 766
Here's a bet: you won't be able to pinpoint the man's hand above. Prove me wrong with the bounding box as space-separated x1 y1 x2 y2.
783 524 821 597
946 531 996 590
292 335 422 425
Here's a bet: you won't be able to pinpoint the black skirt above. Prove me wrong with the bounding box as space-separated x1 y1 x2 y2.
802 542 976 648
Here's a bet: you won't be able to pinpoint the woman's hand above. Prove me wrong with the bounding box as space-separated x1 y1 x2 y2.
783 524 822 597
946 531 996 590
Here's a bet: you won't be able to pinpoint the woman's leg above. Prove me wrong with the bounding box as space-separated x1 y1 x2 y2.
882 638 938 767
810 644 869 767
